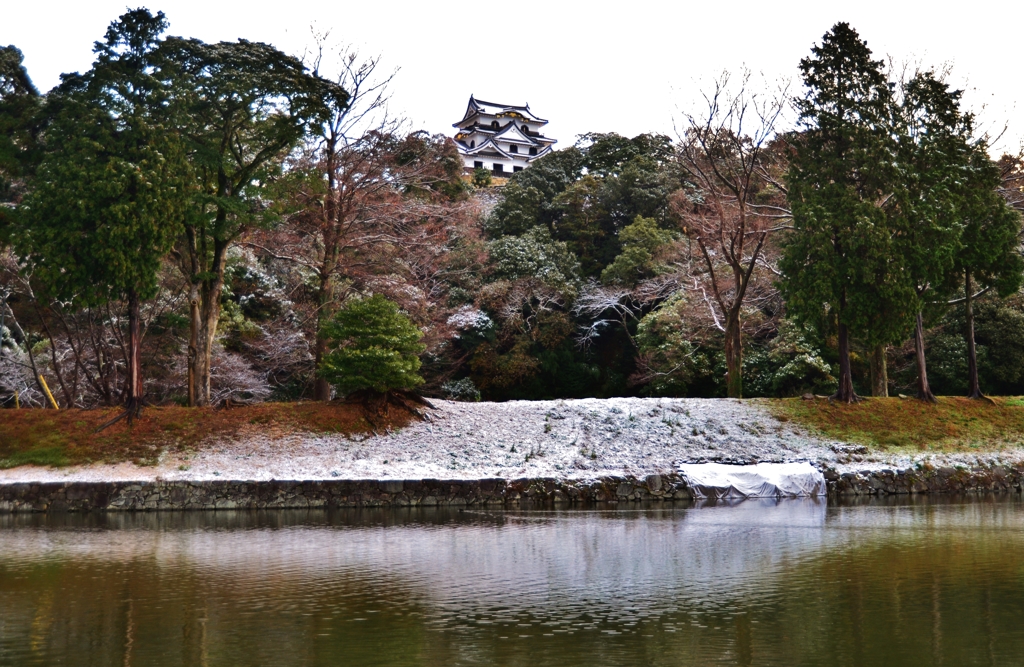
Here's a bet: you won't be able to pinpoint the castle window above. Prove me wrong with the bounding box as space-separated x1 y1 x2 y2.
509 145 518 153
493 163 504 174
491 120 499 130
529 147 537 156
474 161 483 169
470 140 475 148
513 166 523 172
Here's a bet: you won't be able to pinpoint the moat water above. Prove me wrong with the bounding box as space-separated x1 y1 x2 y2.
2 496 1023 666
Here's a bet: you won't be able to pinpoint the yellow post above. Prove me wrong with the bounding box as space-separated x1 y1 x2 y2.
14 391 19 409
38 375 58 410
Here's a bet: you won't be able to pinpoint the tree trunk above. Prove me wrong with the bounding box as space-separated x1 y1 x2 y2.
187 281 200 407
869 344 888 397
126 288 143 417
724 307 743 398
192 281 220 407
313 134 340 402
313 339 331 401
312 271 333 401
914 310 937 403
965 272 983 399
834 321 858 403
186 240 228 407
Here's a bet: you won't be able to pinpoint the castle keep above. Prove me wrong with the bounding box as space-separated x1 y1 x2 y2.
453 96 556 176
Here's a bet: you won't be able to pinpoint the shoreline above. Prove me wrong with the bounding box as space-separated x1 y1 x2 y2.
4 396 1024 512
3 463 1023 513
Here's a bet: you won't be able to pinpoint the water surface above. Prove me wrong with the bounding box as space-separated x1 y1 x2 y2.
2 496 1023 666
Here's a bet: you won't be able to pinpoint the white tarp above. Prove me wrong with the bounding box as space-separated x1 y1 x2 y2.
679 462 826 499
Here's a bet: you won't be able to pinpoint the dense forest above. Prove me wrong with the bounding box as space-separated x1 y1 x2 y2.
1 12 1023 411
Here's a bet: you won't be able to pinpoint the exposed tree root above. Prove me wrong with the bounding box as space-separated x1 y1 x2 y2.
828 392 863 404
94 397 145 433
341 389 436 428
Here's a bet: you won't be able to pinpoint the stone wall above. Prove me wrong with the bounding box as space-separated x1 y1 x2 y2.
824 463 1024 496
0 474 689 513
2 464 1022 513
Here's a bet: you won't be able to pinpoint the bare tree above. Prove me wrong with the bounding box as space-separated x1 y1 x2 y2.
673 70 790 398
246 39 475 400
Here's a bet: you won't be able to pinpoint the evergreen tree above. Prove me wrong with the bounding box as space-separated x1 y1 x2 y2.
781 23 914 402
890 72 985 401
319 295 425 396
0 45 41 219
945 146 1023 399
12 9 189 417
159 34 347 407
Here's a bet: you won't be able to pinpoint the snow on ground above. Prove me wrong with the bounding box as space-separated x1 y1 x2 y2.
2 398 1022 483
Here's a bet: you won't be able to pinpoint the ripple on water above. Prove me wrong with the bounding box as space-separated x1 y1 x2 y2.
2 498 1024 665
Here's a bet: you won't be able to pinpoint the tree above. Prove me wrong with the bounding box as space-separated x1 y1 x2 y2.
946 149 1023 399
246 43 470 401
488 226 582 296
319 294 425 396
674 70 788 398
0 45 41 221
11 9 189 418
889 71 1014 402
160 34 347 406
781 22 914 403
485 133 676 278
600 215 675 286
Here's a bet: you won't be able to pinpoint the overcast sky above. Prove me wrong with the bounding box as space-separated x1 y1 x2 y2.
4 1 1022 154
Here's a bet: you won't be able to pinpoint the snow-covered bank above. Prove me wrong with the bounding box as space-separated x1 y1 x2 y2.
1 397 1023 484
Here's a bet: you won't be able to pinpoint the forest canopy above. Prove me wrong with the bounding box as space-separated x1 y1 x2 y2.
1 14 1022 410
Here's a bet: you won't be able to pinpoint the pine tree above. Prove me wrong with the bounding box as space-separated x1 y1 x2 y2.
319 295 425 396
159 35 347 407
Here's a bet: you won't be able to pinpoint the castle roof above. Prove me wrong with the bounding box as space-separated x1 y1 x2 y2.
455 95 549 127
456 136 555 161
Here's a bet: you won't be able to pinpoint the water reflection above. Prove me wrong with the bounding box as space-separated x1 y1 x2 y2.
1 496 1023 666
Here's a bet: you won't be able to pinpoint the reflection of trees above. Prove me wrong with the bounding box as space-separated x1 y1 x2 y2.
3 502 1024 665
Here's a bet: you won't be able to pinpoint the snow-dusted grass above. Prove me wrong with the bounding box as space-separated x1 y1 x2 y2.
2 397 1022 484
0 398 816 483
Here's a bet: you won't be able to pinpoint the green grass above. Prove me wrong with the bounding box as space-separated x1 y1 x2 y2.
772 396 1024 453
0 446 71 469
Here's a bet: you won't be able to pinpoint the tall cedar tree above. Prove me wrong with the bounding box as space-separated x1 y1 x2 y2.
892 72 987 401
945 148 1023 399
0 45 41 216
782 23 915 402
160 36 347 406
12 10 189 416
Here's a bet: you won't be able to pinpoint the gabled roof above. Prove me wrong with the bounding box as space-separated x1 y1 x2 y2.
457 95 549 125
458 137 514 160
491 122 542 146
526 145 554 161
457 122 557 146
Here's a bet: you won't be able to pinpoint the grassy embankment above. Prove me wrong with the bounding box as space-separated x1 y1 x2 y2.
0 402 409 469
773 396 1024 453
4 396 1024 470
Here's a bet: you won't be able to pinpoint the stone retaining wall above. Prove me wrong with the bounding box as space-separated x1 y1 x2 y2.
2 464 1022 512
824 463 1024 496
0 474 689 513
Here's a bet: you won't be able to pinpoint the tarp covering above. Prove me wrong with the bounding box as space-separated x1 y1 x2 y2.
679 462 826 499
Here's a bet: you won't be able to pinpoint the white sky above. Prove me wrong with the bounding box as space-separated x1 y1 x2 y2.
4 0 1022 155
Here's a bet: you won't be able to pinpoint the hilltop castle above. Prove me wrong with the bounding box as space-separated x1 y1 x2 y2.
452 96 556 176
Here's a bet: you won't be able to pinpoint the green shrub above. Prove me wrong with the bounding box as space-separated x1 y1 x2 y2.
319 295 426 395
